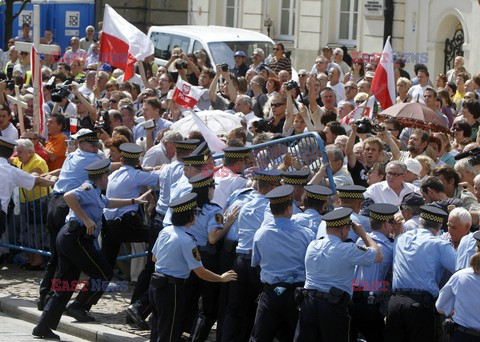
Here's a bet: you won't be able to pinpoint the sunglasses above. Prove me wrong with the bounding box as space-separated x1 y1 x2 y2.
273 48 281 51
271 102 285 108
109 99 118 103
386 172 405 177
299 74 308 78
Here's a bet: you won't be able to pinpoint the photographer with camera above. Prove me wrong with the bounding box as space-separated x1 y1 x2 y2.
282 88 315 136
45 81 77 119
209 65 239 111
70 83 97 131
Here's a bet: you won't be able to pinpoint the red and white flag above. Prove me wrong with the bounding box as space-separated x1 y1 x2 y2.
69 118 78 134
30 46 46 137
371 36 396 110
172 78 203 109
340 96 376 130
189 111 227 153
100 5 154 81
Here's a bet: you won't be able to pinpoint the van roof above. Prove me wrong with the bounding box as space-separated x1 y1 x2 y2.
148 25 274 44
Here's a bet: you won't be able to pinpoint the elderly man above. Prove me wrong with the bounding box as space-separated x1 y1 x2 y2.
142 130 182 168
333 47 350 76
364 161 420 206
312 145 353 188
401 192 424 232
444 207 472 249
344 81 358 105
62 37 86 64
327 66 346 102
234 95 256 124
455 158 480 193
79 26 96 52
249 48 265 72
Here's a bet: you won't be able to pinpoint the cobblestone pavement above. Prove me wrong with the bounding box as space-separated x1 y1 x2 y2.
0 263 216 341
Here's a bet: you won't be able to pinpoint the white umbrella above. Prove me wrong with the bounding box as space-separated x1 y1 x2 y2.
171 110 243 137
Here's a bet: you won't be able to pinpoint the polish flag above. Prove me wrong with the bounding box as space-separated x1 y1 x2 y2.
100 5 154 81
371 36 396 110
172 78 203 108
69 118 78 134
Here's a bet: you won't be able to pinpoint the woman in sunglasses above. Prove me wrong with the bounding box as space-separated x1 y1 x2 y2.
451 121 472 152
265 92 287 134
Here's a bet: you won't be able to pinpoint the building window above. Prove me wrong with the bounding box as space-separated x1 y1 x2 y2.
225 0 239 27
280 0 296 38
338 0 359 44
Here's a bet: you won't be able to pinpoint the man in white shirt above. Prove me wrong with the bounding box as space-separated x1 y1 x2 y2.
327 66 346 102
364 160 420 206
234 95 256 124
408 69 430 101
0 106 18 140
142 130 182 168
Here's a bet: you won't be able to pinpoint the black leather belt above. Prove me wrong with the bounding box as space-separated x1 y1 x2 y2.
456 324 480 337
151 273 185 286
237 251 252 260
264 282 303 291
393 288 433 299
306 289 330 299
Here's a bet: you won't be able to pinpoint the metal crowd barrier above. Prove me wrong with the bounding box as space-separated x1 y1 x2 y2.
0 131 333 260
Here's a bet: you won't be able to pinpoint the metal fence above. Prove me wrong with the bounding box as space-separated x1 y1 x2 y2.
0 131 333 259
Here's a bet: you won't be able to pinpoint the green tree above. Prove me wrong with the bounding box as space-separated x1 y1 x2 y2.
2 0 31 50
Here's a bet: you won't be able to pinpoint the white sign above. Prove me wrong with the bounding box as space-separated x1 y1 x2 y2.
364 0 384 18
65 29 80 36
65 11 80 28
18 10 33 26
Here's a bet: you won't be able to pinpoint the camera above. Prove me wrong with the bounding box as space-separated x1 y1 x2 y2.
355 117 373 134
284 80 298 91
5 80 15 91
221 63 229 72
44 76 56 91
144 119 156 129
175 60 188 70
51 80 72 102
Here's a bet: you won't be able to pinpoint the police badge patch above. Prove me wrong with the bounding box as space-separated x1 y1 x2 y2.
192 247 201 261
215 213 223 225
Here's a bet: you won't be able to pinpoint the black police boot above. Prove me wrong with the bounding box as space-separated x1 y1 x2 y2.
32 325 60 340
126 304 150 330
65 302 95 322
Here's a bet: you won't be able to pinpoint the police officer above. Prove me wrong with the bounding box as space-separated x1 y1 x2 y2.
149 193 237 342
384 205 457 341
317 185 371 240
32 159 150 339
127 139 200 328
184 171 226 341
250 185 314 341
39 129 104 310
68 143 159 315
0 137 56 236
294 207 383 342
291 185 332 235
162 142 213 227
436 234 480 342
221 169 282 342
350 203 399 342
216 186 255 341
213 147 250 210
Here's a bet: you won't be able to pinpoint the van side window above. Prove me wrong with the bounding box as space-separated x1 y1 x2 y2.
150 32 190 61
193 40 205 53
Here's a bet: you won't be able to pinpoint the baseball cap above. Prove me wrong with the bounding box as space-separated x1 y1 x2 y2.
404 158 422 176
234 51 247 58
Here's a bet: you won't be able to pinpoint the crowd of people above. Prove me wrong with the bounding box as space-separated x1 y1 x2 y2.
1 19 480 342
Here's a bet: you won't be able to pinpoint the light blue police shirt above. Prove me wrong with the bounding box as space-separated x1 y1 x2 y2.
155 160 185 216
187 203 223 247
163 175 192 226
353 230 393 293
317 209 371 241
65 180 110 237
52 149 103 194
392 228 456 297
152 225 203 279
103 166 159 220
304 234 377 296
456 232 477 271
263 200 302 226
291 208 323 235
436 267 480 330
224 188 255 241
252 217 314 284
236 192 269 254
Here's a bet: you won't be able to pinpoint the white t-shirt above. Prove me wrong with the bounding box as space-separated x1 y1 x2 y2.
1 123 19 140
0 157 35 213
408 84 429 102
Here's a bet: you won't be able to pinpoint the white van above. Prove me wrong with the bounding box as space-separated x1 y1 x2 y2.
147 25 275 69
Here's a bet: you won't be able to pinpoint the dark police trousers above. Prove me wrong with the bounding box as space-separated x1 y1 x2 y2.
450 324 480 342
39 194 69 304
129 211 164 319
36 222 113 331
182 247 219 342
149 273 186 342
250 282 304 342
349 291 386 342
294 289 351 342
216 239 237 341
73 212 149 311
221 252 263 342
384 290 437 342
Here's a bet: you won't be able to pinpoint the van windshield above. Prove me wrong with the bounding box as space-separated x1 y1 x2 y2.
208 41 273 68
